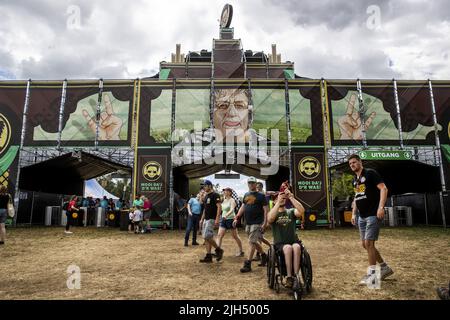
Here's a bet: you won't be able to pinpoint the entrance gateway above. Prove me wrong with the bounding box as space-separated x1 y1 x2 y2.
0 4 448 227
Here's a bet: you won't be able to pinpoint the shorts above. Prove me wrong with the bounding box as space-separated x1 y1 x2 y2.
0 208 7 223
143 212 152 220
202 219 215 240
358 215 381 241
219 218 235 230
245 224 263 244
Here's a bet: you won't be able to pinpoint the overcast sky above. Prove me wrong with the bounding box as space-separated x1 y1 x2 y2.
1 0 449 80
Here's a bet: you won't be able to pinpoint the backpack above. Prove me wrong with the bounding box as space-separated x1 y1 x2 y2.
62 201 69 211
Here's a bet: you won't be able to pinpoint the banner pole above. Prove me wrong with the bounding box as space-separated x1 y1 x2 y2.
56 79 68 152
393 79 404 149
169 78 177 230
94 79 104 151
428 79 447 228
321 79 332 227
284 79 293 185
13 79 32 226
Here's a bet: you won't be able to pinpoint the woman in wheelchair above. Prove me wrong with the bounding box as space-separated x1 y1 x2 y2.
267 188 305 289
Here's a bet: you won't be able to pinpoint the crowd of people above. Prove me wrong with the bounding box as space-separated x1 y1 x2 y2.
3 153 447 297
63 196 131 234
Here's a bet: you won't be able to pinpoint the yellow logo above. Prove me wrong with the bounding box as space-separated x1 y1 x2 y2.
109 214 115 220
72 212 78 219
0 113 11 156
143 161 162 181
355 184 366 194
298 156 321 180
309 214 316 222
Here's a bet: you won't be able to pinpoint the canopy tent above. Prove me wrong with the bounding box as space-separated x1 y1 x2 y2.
19 151 131 195
331 159 441 195
84 179 119 199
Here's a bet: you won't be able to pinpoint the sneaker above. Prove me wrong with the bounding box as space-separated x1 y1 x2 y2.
64 231 73 235
192 242 200 246
235 251 245 257
380 265 394 280
184 243 188 247
215 248 224 261
258 253 268 267
240 260 252 273
285 276 294 288
0 241 4 245
199 254 213 263
359 274 371 285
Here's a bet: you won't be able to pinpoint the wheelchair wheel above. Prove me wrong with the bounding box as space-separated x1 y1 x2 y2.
293 275 304 301
274 277 280 294
267 246 276 289
301 247 313 293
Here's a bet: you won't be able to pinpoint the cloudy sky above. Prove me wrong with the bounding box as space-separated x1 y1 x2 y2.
1 0 449 80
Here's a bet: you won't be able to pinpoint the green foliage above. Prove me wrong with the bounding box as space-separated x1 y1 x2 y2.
96 177 132 200
332 172 355 200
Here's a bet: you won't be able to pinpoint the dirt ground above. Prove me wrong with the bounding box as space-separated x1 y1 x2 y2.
0 226 449 300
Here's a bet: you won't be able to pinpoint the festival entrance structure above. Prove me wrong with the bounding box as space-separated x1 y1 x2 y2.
0 4 448 227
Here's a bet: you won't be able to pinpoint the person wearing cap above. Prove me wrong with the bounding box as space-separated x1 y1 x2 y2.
233 176 269 273
217 187 244 257
199 180 224 263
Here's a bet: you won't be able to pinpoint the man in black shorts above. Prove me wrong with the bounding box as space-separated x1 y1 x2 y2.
199 180 224 263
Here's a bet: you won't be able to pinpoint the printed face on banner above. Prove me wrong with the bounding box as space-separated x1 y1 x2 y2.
33 92 129 141
213 89 250 142
333 91 436 141
298 156 321 179
142 161 162 181
0 113 11 155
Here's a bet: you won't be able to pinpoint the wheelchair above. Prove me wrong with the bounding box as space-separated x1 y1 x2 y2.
267 240 313 300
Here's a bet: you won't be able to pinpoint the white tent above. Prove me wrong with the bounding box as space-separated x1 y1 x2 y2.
84 179 119 199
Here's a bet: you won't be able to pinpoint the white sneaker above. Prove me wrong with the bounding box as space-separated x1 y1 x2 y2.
380 265 394 280
64 231 73 234
359 274 371 285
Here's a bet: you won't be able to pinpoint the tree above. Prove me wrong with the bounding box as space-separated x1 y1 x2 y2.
332 171 354 200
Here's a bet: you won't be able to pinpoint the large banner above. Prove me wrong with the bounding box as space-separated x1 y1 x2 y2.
292 150 328 222
289 80 324 145
28 80 135 147
24 82 63 146
327 81 437 146
135 148 170 217
0 82 27 195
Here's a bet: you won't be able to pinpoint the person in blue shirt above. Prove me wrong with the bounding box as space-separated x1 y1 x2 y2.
100 196 108 209
184 192 202 246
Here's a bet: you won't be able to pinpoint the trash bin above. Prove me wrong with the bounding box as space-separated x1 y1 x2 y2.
61 210 68 226
94 207 105 227
45 206 61 226
80 207 88 226
107 211 119 227
339 210 353 227
120 210 129 231
395 206 413 226
304 210 317 229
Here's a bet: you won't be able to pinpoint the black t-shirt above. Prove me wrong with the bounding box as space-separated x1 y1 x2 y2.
0 194 9 209
203 192 221 220
353 168 383 218
242 191 267 225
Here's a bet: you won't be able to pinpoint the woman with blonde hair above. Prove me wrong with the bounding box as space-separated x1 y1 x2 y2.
0 185 11 245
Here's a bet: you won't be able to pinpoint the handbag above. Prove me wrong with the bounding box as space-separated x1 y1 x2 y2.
7 194 15 218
